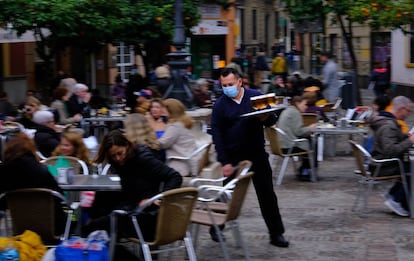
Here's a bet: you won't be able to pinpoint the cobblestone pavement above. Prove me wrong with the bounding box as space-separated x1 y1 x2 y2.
4 89 414 260
186 89 414 260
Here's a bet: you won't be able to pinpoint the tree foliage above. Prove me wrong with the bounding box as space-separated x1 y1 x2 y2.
348 0 414 34
0 0 208 53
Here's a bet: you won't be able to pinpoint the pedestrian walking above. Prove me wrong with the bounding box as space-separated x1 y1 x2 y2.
320 51 340 103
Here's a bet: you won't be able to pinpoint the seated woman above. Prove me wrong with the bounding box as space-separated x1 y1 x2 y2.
277 96 317 181
52 130 91 171
50 86 82 125
84 130 182 240
159 98 198 177
124 113 161 159
0 133 66 233
146 98 168 139
18 96 43 129
302 91 328 122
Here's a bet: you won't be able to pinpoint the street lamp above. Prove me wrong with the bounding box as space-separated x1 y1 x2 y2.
163 0 194 109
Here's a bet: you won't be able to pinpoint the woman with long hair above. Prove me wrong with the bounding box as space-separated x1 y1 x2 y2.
0 133 62 194
52 130 90 164
277 96 317 181
159 98 198 176
124 113 160 152
0 133 66 234
84 130 181 240
146 98 167 139
50 86 82 125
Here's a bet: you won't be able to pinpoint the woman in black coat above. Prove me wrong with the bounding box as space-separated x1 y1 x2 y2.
84 130 182 239
0 133 65 233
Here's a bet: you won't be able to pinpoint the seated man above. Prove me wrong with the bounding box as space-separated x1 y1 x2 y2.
368 95 414 217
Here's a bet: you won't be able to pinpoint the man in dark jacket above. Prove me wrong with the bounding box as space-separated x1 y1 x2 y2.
368 95 414 216
211 67 289 247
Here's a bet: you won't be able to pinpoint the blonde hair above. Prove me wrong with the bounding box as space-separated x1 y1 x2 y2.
53 131 90 164
124 113 160 150
163 98 193 129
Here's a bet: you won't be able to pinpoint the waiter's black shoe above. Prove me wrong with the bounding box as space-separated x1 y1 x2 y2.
270 235 289 248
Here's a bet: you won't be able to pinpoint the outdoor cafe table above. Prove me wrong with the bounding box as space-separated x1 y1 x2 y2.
312 124 369 162
60 174 121 191
83 116 125 140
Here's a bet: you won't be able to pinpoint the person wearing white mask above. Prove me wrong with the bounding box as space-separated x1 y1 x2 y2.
210 67 289 248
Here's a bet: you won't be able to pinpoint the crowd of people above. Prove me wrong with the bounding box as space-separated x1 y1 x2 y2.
0 49 412 261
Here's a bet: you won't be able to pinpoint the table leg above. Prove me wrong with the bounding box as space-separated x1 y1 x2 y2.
317 134 324 162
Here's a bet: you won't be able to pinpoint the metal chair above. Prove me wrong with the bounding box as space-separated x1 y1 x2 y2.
167 142 211 178
302 112 318 126
191 172 254 261
348 140 410 215
188 160 252 189
0 188 73 246
265 126 315 185
109 187 199 261
41 155 89 175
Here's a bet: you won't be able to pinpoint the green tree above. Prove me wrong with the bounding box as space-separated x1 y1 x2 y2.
0 0 232 94
348 0 414 34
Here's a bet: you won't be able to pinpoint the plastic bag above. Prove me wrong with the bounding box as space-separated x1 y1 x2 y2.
55 238 109 261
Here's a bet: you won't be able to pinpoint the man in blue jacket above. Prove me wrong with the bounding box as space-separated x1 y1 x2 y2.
211 67 289 247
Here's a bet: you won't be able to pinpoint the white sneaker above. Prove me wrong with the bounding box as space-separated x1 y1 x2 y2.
384 199 409 217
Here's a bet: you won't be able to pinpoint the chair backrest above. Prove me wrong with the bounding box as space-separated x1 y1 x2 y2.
349 140 371 177
264 127 283 156
3 121 25 131
226 172 254 222
332 98 343 110
321 103 335 113
302 113 318 126
153 187 198 245
100 163 112 175
232 160 252 179
196 143 212 175
41 156 89 175
1 188 68 243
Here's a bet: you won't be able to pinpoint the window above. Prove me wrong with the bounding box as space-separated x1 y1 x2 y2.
252 10 257 40
116 42 135 81
410 23 414 64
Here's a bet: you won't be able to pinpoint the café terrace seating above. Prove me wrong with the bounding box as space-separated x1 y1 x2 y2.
109 187 199 261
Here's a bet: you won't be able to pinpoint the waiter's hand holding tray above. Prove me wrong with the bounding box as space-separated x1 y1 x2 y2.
241 93 286 117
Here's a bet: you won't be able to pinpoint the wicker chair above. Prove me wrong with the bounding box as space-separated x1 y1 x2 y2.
109 187 199 261
265 126 316 185
191 172 254 261
0 188 73 246
41 155 89 175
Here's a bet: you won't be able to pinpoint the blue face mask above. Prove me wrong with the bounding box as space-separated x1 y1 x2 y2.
222 85 239 98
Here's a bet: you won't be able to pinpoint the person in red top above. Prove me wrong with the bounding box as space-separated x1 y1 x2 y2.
370 61 390 97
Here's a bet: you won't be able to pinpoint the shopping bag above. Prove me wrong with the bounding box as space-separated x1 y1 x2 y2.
55 238 109 261
55 230 109 261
